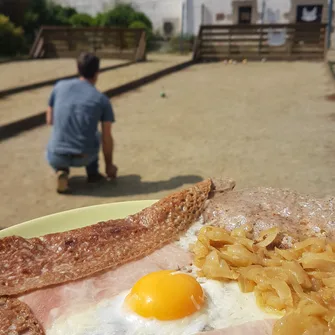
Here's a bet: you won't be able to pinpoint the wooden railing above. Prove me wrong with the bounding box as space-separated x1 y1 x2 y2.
193 23 327 61
29 26 147 61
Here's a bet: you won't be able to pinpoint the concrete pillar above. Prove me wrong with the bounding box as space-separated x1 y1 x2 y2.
185 0 194 36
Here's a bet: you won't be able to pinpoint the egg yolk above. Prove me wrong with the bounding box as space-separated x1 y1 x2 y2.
125 270 205 321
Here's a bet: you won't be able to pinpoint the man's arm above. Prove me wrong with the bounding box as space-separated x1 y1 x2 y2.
101 121 117 178
100 95 117 178
46 106 53 125
46 86 56 125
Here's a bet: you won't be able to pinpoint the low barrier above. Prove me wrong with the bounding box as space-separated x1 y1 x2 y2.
30 26 147 61
193 23 327 61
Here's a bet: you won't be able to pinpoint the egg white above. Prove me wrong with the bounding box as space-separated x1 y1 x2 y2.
48 289 208 335
49 219 278 335
48 278 275 335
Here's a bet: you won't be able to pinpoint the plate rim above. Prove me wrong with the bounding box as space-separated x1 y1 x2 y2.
0 200 157 238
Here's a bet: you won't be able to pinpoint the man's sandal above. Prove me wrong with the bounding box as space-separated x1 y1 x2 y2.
56 171 71 194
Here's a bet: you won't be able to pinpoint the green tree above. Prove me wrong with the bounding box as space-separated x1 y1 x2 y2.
69 13 95 27
97 4 152 30
0 14 25 56
97 4 135 27
48 5 77 25
23 0 77 43
130 12 152 30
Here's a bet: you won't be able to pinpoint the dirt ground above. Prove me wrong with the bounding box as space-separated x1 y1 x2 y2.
0 54 189 126
1 60 335 229
0 58 127 92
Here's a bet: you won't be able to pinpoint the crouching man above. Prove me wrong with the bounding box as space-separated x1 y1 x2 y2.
46 52 117 193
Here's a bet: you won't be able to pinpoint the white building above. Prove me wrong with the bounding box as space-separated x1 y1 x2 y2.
52 0 332 37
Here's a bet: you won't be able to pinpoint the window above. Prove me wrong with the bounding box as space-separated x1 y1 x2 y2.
216 13 225 21
238 6 252 24
296 5 323 23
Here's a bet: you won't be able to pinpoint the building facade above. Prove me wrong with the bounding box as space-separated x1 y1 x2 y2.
51 0 332 37
185 0 330 35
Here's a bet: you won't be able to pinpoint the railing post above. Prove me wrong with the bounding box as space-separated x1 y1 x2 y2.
287 26 293 60
324 24 329 61
119 29 123 58
258 26 262 57
327 0 333 49
29 27 44 58
67 27 72 52
135 30 146 61
192 26 202 61
228 27 231 59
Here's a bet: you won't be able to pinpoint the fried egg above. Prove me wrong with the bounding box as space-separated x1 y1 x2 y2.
49 272 274 335
49 219 277 335
125 270 205 320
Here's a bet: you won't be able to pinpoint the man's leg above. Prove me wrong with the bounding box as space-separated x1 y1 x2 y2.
46 151 71 194
86 132 105 183
85 156 105 183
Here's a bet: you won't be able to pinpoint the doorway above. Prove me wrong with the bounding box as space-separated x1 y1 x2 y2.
238 6 252 24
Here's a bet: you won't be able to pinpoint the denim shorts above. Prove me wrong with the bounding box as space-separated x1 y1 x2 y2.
46 151 98 171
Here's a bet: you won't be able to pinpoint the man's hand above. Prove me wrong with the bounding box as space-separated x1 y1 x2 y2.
106 163 118 179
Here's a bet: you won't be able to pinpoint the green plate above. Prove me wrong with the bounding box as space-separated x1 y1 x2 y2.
0 200 157 239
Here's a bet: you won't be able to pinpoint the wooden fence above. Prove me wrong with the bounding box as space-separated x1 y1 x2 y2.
193 23 327 61
30 26 147 61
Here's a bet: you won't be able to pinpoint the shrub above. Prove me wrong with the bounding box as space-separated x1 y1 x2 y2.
97 4 152 30
23 0 77 43
130 12 152 30
0 14 25 56
98 4 135 27
48 5 77 25
69 13 95 27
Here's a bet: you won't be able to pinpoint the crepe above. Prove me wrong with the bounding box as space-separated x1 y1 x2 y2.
204 186 335 246
0 179 213 334
1 178 334 335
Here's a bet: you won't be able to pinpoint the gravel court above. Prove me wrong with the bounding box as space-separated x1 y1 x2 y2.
0 54 190 126
1 60 335 229
0 58 127 92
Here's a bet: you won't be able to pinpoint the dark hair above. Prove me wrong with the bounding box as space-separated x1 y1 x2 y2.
77 52 100 79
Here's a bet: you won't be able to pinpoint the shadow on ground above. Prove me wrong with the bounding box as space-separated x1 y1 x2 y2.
68 174 203 197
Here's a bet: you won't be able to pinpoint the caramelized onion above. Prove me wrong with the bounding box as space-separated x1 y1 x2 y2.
192 225 335 335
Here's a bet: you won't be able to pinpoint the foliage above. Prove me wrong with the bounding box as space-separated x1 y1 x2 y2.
97 4 152 30
69 13 95 27
10 1 154 54
130 12 152 30
0 15 25 56
97 4 135 27
23 0 77 43
49 5 77 25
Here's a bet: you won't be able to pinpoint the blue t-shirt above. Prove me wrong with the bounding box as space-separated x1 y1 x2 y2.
47 78 115 155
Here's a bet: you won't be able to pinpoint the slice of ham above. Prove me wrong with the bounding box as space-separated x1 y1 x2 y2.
19 244 193 332
18 243 276 335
